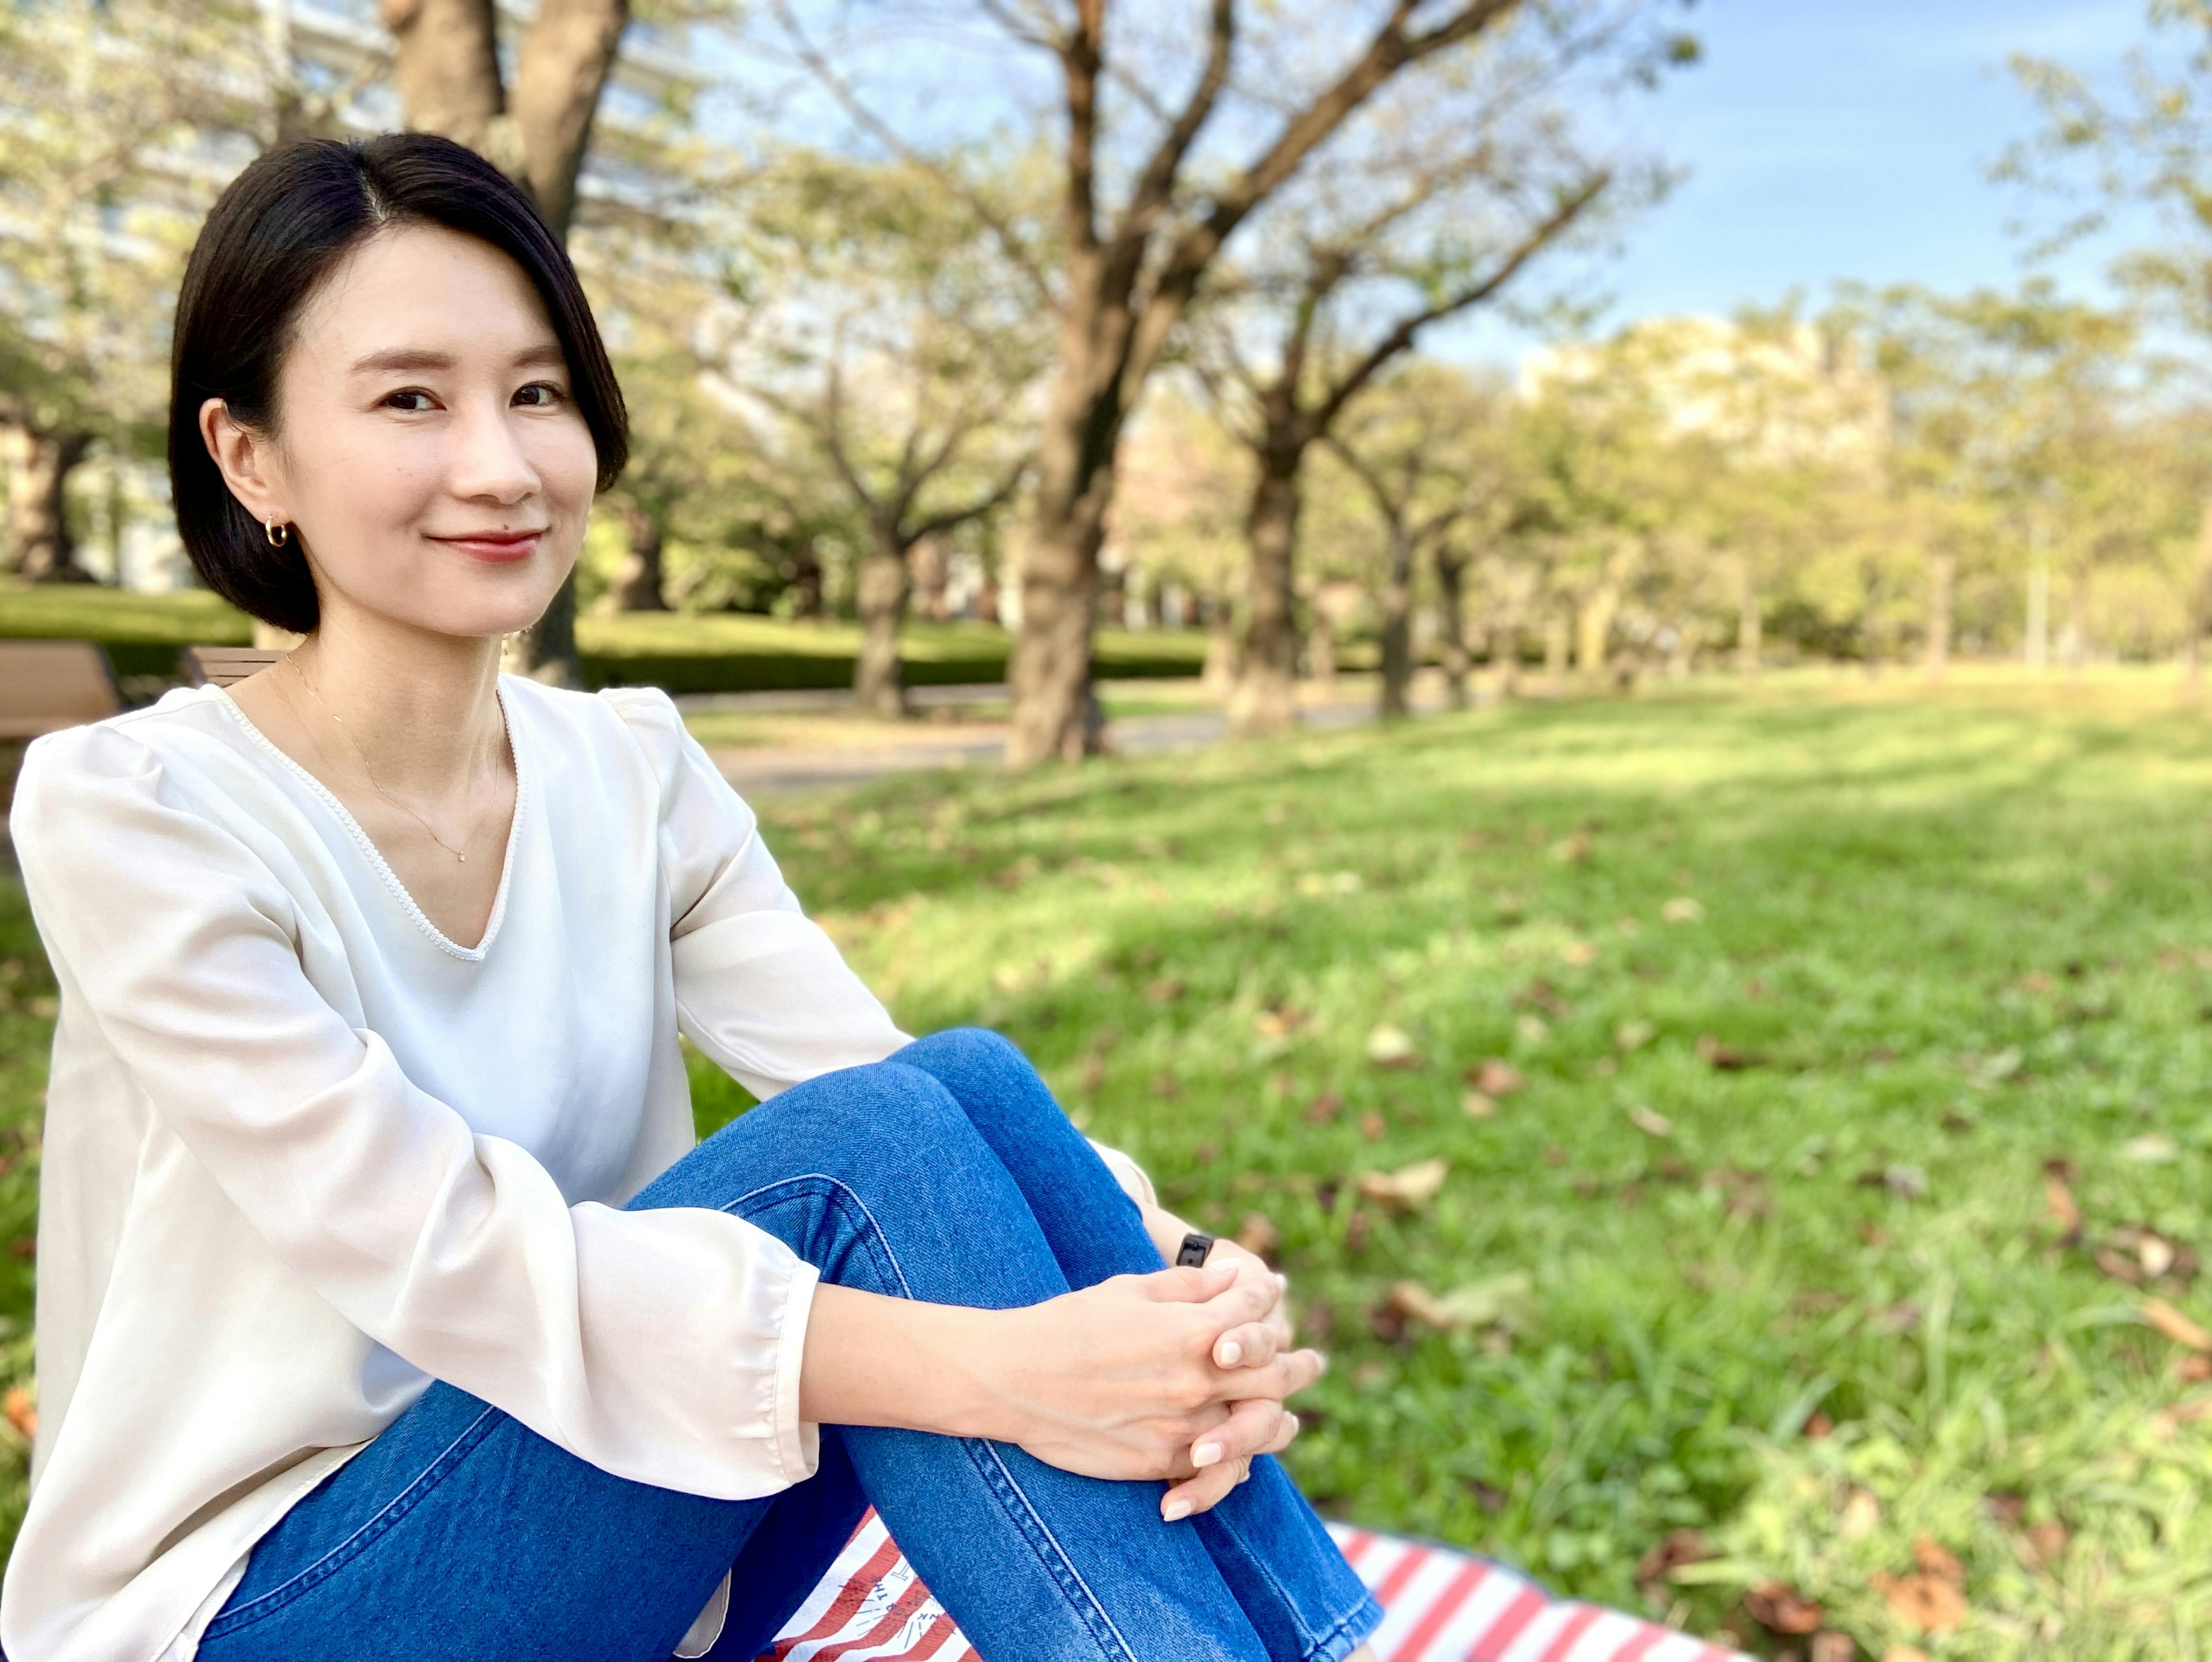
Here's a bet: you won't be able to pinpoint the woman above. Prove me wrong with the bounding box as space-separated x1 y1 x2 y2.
0 135 1382 1662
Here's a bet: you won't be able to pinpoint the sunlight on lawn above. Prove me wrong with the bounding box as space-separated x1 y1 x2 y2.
7 680 2212 1655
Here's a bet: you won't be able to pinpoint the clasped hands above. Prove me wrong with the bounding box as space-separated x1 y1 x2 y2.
995 1205 1322 1522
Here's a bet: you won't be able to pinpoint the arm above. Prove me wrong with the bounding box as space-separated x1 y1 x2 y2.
16 728 821 1499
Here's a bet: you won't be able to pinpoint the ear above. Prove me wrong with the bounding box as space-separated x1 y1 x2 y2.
199 398 287 527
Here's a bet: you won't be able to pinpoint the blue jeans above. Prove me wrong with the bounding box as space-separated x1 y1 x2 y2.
198 1029 1381 1661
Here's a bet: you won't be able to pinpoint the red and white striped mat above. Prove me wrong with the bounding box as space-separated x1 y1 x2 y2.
759 1510 1746 1661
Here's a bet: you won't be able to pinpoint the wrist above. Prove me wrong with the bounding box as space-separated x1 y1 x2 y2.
1140 1202 1191 1265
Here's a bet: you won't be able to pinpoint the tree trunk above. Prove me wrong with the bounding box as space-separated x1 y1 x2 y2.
2025 546 2051 673
910 533 950 622
1229 448 1303 737
1575 582 1619 677
509 0 627 238
2188 499 2212 696
1007 290 1126 766
1200 597 1237 699
379 0 506 160
1306 617 1336 691
1434 547 1470 710
854 525 911 719
1377 525 1415 721
1925 545 1956 685
604 498 666 611
2062 563 2089 677
1543 611 1569 686
3 425 94 582
1735 557 1762 679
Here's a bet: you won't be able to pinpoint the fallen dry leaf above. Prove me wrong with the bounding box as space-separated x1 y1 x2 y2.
1627 1104 1674 1138
1364 1023 1423 1069
1253 1002 1308 1039
1304 1092 1343 1126
1235 1212 1281 1261
2022 1520 2069 1569
2043 1168 2082 1237
1 1385 32 1441
1357 1110 1387 1141
1633 1527 1711 1592
1661 895 1704 923
1696 1033 1760 1070
1615 1019 1656 1052
1560 940 1598 967
1803 1408 1835 1438
1841 1486 1883 1539
1143 976 1184 1004
1468 1058 1527 1096
1149 1073 1181 1100
1809 1634 1855 1662
1883 1649 1931 1662
1357 1157 1449 1208
2142 1297 2212 1352
1385 1274 1534 1333
1462 1090 1498 1119
1872 1570 1968 1634
1913 1538 1964 1586
1744 1580 1824 1635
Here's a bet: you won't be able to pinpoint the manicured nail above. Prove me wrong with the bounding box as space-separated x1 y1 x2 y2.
1192 1441 1224 1468
1218 1339 1244 1366
1162 1498 1193 1522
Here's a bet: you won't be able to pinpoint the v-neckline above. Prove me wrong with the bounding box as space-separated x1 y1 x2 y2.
214 678 529 962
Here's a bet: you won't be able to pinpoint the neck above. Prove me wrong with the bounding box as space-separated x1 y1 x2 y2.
289 609 507 797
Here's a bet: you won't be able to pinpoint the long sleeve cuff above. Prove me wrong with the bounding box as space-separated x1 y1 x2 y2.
774 1259 823 1485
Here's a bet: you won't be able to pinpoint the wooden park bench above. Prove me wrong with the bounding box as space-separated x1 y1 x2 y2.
180 645 288 688
0 640 123 741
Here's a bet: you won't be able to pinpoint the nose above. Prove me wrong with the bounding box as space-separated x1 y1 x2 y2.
446 391 539 507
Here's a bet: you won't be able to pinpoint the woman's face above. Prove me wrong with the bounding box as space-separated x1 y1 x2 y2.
204 221 599 640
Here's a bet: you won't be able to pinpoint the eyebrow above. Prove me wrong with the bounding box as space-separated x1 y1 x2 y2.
349 344 569 376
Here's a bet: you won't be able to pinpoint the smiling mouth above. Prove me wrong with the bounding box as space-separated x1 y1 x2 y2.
433 528 545 563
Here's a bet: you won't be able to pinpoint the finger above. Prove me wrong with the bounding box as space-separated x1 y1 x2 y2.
1263 1411 1300 1455
1161 1459 1242 1520
1200 1270 1281 1328
1141 1263 1243 1305
1208 1347 1325 1406
1211 1320 1279 1369
1189 1398 1283 1472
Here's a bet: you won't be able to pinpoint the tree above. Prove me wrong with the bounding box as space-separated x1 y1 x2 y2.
708 156 1044 715
0 2 270 581
772 0 1695 762
1324 362 1515 717
2004 2 2212 684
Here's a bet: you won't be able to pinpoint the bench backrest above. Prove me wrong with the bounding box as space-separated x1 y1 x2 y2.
0 641 123 740
181 646 289 688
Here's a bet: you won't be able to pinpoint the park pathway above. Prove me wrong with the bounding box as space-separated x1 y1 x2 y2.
692 679 1442 799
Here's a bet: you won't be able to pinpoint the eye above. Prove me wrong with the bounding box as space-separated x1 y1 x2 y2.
514 382 566 408
382 388 437 412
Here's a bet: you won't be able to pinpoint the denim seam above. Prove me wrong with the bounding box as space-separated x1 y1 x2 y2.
968 1439 1138 1661
201 1404 503 1638
721 1172 1134 1660
1214 1504 1319 1648
1297 1593 1385 1662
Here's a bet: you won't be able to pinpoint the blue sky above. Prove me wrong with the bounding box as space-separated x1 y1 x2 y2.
1448 0 2152 358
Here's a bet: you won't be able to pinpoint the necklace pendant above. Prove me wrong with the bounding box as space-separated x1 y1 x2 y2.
457 853 467 863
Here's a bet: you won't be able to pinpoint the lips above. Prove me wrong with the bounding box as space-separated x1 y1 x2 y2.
433 529 544 564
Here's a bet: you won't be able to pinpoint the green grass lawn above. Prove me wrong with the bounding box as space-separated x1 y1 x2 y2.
7 679 2212 1655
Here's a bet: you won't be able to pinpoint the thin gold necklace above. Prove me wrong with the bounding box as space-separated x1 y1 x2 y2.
283 654 479 865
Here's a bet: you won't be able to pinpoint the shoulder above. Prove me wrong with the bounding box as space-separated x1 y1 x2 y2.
14 687 236 810
12 691 276 893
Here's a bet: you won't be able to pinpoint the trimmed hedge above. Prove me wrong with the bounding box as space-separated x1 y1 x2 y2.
0 584 1207 695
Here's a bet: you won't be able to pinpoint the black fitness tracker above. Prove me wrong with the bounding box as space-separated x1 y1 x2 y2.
1176 1231 1217 1267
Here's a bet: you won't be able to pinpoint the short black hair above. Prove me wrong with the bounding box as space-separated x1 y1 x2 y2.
168 133 628 635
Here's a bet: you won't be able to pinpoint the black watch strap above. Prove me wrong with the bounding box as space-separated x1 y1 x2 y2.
1176 1231 1217 1267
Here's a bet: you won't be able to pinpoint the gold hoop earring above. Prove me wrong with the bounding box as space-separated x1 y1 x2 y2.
264 517 290 547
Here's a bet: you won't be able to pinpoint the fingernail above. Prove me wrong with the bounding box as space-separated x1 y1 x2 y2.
1162 1498 1193 1522
1192 1441 1224 1468
1218 1340 1243 1366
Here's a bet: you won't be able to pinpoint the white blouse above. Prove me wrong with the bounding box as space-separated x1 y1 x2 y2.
0 679 1153 1662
